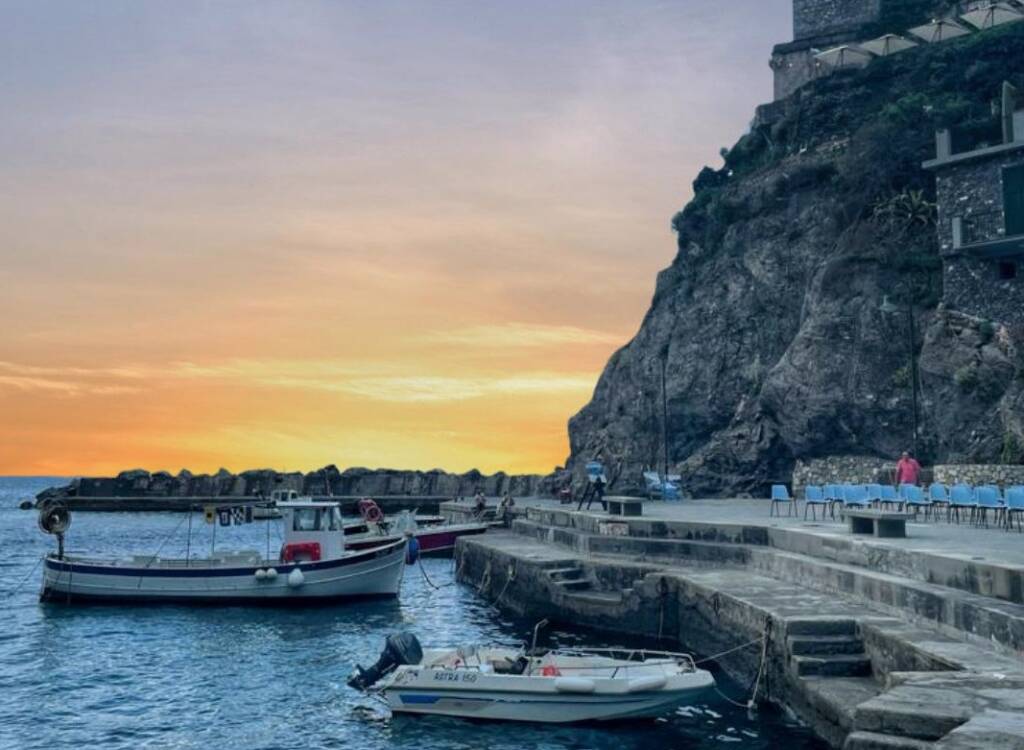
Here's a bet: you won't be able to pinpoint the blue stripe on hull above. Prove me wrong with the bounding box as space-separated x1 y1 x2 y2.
39 588 399 607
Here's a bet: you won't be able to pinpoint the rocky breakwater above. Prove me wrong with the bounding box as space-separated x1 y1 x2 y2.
567 26 1024 497
36 465 555 511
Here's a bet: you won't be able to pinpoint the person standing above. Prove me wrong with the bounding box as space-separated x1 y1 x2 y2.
893 451 922 486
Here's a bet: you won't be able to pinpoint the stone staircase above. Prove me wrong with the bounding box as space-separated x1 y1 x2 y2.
788 620 872 678
544 566 636 605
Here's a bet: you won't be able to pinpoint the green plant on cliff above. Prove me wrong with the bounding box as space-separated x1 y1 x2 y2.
954 364 979 392
872 189 937 229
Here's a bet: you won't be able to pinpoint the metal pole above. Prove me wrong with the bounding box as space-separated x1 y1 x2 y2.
186 508 192 566
661 350 669 478
907 302 920 457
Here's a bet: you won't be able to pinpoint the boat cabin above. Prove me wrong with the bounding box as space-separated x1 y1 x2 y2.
278 500 346 562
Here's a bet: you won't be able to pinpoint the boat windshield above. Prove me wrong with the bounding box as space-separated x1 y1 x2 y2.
292 507 343 531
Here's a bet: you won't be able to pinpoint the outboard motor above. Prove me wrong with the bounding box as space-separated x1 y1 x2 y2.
348 632 423 691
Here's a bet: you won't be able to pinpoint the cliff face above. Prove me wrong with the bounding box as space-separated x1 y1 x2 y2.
37 465 553 503
567 26 1024 496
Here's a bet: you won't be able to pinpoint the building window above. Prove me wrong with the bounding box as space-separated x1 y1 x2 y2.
999 261 1018 280
1005 165 1024 236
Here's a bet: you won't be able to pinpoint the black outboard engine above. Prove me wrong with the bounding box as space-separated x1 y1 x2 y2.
348 632 423 691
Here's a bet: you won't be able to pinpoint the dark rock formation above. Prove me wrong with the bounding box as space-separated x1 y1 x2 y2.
36 466 553 505
567 25 1024 497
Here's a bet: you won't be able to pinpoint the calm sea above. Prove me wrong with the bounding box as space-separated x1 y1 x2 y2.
0 477 824 750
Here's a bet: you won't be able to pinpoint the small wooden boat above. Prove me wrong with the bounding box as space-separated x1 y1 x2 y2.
37 499 408 605
349 632 715 723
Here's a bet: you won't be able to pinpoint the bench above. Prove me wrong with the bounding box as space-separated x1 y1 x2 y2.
605 496 644 517
843 509 914 538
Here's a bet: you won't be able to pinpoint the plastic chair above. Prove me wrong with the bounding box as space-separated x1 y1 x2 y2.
901 484 931 520
770 484 796 517
879 485 900 510
803 485 829 521
948 484 978 525
1006 487 1024 532
865 484 884 506
975 485 1004 528
929 483 951 516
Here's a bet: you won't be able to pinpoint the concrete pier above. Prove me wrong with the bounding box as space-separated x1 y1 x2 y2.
451 498 1024 749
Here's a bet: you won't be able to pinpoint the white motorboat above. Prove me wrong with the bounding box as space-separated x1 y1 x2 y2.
37 498 408 605
349 631 715 723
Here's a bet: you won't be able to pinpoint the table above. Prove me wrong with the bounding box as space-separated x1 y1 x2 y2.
844 509 913 538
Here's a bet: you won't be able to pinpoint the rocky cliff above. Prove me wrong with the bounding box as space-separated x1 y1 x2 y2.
567 25 1024 497
37 465 553 504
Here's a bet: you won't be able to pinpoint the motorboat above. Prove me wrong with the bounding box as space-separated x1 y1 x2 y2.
348 631 715 723
343 499 488 555
37 498 409 605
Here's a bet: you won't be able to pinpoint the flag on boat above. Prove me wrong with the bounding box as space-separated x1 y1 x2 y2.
232 506 254 524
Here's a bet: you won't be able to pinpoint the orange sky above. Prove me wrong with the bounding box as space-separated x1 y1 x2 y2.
0 1 788 476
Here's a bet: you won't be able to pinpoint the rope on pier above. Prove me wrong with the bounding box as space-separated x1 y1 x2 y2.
1 555 44 600
696 618 773 711
417 555 465 590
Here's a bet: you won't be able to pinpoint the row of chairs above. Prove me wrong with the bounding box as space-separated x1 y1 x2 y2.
771 483 1024 529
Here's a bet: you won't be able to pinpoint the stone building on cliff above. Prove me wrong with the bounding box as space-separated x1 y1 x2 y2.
771 0 953 100
924 84 1024 324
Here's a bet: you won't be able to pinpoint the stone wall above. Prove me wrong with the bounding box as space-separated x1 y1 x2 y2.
791 455 897 490
933 463 1024 488
933 149 1024 254
793 0 882 40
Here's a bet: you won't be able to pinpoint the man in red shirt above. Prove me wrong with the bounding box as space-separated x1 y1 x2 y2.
894 451 922 486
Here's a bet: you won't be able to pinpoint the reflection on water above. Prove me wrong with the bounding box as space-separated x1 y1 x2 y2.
0 478 825 750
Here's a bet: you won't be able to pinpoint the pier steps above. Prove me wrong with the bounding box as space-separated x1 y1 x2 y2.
844 731 935 749
511 514 1024 658
789 635 865 655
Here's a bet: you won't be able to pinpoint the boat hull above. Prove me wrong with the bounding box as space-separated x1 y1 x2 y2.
346 523 487 555
40 538 407 606
381 670 715 723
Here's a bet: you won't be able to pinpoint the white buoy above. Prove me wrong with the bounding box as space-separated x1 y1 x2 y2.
287 568 305 588
254 569 267 580
265 568 278 579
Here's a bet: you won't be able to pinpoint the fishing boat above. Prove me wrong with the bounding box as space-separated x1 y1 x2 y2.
349 629 715 723
37 498 409 605
343 499 488 555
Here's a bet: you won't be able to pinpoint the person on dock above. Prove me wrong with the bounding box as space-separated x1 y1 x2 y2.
498 494 515 527
893 451 922 486
472 491 487 520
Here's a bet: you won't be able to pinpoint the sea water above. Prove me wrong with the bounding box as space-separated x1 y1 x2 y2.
0 478 825 749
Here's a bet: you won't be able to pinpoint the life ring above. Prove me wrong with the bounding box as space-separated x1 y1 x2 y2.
358 498 384 524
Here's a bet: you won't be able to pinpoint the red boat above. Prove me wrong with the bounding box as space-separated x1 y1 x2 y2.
343 500 488 555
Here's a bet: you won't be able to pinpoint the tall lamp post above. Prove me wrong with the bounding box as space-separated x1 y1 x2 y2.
880 294 920 457
660 346 669 479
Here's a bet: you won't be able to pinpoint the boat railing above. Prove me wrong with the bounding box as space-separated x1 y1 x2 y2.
540 647 698 675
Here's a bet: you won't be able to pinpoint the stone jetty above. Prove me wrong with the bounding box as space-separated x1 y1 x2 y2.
448 498 1024 749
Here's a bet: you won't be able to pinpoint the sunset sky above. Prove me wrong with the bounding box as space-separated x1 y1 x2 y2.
0 1 789 477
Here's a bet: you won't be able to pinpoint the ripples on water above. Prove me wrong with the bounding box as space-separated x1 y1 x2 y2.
0 478 825 750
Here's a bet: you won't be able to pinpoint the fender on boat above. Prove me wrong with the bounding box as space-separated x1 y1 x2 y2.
287 568 305 588
627 675 667 693
554 677 596 693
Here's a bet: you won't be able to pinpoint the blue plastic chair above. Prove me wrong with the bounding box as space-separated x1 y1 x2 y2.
771 484 796 517
901 484 931 520
879 485 900 509
823 484 843 518
841 485 870 516
803 485 828 521
865 484 884 506
948 484 978 524
929 483 951 515
1006 487 1024 532
975 485 1004 528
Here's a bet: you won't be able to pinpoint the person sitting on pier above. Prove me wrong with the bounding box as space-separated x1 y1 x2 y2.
893 451 922 487
497 494 515 527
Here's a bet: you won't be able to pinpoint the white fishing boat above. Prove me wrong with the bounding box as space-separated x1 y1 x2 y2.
349 630 715 723
37 498 409 605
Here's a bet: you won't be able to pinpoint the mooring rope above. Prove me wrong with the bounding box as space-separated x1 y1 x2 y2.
697 620 772 711
1 556 44 600
417 555 465 591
